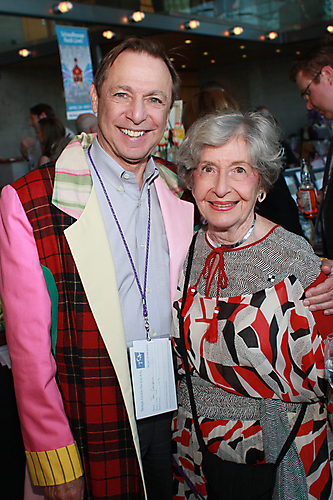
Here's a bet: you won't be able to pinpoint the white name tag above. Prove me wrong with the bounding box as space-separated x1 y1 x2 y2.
129 338 177 419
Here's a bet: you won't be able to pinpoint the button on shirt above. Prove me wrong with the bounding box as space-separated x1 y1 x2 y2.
86 138 171 346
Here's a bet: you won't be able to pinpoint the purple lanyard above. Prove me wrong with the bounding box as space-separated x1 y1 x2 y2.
88 146 152 341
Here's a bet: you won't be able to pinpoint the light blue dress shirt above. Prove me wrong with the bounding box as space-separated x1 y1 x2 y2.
86 137 171 347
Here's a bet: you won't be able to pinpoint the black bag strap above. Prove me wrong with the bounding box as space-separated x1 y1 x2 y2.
179 232 307 466
179 233 206 452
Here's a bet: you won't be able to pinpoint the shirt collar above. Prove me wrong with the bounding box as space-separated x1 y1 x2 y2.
89 136 159 190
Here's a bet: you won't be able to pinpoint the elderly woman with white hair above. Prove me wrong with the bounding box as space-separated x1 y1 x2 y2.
172 111 332 500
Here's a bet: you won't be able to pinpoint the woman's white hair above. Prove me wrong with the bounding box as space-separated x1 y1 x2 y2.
177 110 283 192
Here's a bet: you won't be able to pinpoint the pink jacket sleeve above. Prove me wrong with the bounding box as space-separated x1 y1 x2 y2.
0 185 75 452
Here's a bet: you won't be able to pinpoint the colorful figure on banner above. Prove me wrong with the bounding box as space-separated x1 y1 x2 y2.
73 58 83 83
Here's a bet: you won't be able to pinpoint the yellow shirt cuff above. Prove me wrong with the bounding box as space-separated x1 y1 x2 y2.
26 441 84 486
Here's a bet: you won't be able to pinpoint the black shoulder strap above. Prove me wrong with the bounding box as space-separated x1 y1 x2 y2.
179 231 209 453
179 231 307 462
274 402 306 468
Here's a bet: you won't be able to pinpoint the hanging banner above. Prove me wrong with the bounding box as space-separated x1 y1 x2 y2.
55 26 94 120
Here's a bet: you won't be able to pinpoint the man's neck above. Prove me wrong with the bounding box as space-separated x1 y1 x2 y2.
96 135 148 189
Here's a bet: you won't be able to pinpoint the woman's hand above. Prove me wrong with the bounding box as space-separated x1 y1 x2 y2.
304 259 333 315
44 477 85 500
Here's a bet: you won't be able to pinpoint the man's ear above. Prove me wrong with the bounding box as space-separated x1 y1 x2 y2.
90 83 99 114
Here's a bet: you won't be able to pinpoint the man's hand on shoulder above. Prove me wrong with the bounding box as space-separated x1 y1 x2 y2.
44 476 85 500
304 259 333 315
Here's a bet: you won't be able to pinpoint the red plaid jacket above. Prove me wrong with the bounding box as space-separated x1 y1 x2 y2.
12 163 145 499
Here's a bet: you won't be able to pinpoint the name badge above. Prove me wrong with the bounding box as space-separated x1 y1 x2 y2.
129 338 177 419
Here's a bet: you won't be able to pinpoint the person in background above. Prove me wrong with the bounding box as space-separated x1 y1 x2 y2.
254 107 304 236
37 117 71 166
20 103 74 170
172 111 332 499
183 88 239 133
75 113 98 134
290 37 333 259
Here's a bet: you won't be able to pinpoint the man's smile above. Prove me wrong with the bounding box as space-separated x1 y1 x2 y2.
119 127 146 137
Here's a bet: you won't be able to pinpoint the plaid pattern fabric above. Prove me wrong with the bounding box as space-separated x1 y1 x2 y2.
13 164 144 500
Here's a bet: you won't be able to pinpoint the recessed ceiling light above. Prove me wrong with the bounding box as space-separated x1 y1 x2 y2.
203 51 208 56
185 39 192 44
181 64 186 68
211 59 215 64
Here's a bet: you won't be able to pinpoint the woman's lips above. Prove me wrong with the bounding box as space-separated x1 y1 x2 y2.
209 201 238 210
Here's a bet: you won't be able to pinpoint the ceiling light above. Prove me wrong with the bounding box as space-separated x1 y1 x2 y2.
53 2 73 14
240 45 245 49
18 49 31 57
184 20 200 30
185 39 192 44
276 49 281 53
266 31 278 40
211 60 215 64
203 51 208 56
102 30 115 40
229 26 243 36
242 54 247 58
170 57 175 62
181 64 186 68
128 11 145 22
327 25 333 33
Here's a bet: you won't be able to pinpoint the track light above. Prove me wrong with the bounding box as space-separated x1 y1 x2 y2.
183 20 200 30
102 30 115 40
53 2 73 14
128 11 145 22
18 49 31 57
266 31 278 40
229 26 243 35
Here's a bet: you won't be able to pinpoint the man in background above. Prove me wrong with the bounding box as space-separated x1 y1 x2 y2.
75 113 98 134
290 37 333 258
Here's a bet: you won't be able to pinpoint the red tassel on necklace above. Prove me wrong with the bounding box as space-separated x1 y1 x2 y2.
204 305 219 342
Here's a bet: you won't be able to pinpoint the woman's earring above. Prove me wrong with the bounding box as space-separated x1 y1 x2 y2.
258 191 265 202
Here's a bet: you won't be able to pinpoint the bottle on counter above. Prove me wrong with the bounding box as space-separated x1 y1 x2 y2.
299 158 318 219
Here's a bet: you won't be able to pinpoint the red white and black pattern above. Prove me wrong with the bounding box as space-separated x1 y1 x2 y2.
172 229 332 500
